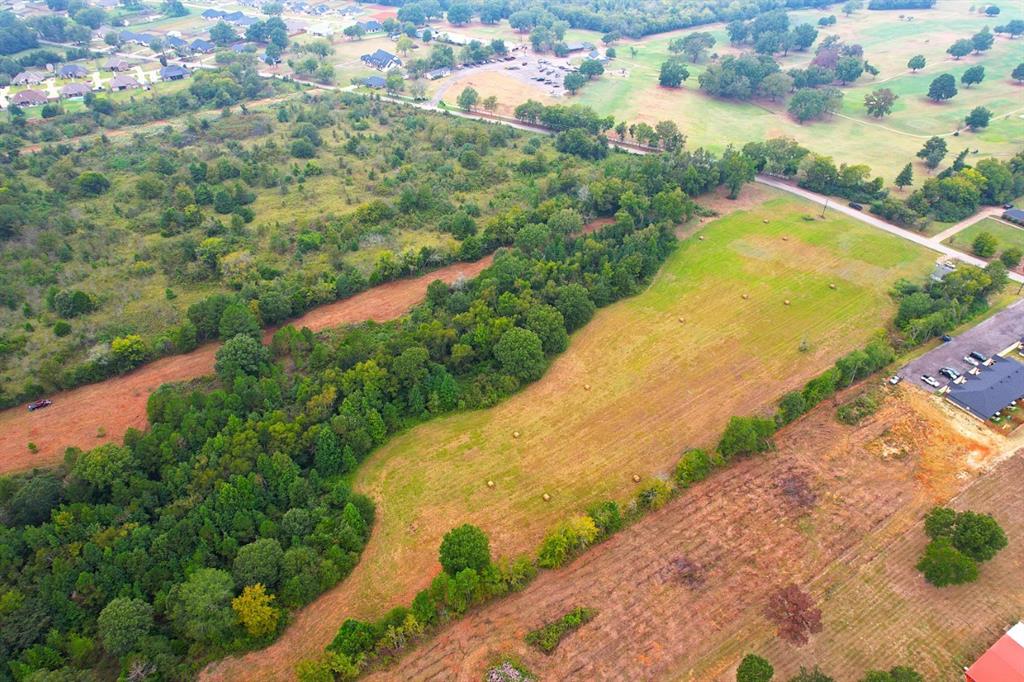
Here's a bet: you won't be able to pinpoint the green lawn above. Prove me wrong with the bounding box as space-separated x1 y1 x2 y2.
944 217 1024 257
333 189 937 619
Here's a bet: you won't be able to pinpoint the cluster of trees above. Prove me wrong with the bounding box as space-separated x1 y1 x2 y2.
946 26 995 60
907 152 1023 221
892 260 1008 344
725 9 819 56
916 507 1007 586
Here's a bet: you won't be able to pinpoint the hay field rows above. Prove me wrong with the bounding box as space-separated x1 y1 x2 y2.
204 188 938 680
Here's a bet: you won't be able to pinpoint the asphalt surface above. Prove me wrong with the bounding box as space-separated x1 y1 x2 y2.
900 297 1024 391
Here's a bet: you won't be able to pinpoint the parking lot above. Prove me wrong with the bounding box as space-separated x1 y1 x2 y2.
900 297 1024 391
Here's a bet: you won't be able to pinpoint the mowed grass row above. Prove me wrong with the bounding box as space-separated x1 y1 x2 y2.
337 191 937 618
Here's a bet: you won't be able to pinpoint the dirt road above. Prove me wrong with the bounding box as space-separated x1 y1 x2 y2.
0 257 491 475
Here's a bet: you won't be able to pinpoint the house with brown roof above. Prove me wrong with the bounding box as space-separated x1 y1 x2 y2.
10 89 48 106
106 58 131 72
110 75 141 91
60 82 91 98
12 71 45 85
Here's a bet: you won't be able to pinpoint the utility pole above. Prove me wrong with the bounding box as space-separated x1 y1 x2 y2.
820 197 828 218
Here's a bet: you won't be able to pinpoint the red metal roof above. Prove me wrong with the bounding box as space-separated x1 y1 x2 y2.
966 623 1024 682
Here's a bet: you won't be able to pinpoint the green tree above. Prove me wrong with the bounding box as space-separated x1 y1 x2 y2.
233 538 284 588
110 334 147 373
8 473 61 525
961 65 985 87
842 0 862 15
864 88 897 117
916 136 948 169
564 71 587 94
385 71 404 94
907 54 925 71
446 2 472 24
76 171 110 196
894 163 914 190
215 334 270 381
789 668 835 682
97 597 153 657
579 59 604 79
168 568 236 644
525 305 569 353
494 327 546 380
835 56 864 84
717 416 776 459
737 653 774 682
917 537 978 586
951 510 1008 561
673 31 715 62
965 106 991 129
984 4 1000 16
556 284 595 331
1013 62 1024 83
210 21 239 46
972 231 998 257
758 72 793 101
219 302 260 340
456 86 478 111
313 425 346 475
438 524 491 575
946 39 972 60
232 583 279 638
1001 247 1023 268
971 27 994 52
720 146 756 199
659 56 692 86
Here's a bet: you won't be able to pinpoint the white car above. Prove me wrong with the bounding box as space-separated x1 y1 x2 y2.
921 375 941 388
888 375 902 385
963 355 980 367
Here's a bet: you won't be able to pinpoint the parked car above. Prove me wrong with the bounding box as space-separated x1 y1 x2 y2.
921 375 941 388
941 335 953 342
848 202 863 211
963 355 980 367
969 351 987 362
1004 203 1014 210
27 399 52 411
888 375 902 385
939 367 961 380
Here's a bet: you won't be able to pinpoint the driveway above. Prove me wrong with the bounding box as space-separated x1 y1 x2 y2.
899 297 1024 392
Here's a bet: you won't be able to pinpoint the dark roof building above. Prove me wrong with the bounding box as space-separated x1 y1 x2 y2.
120 30 155 45
360 48 401 70
106 58 131 71
947 356 1024 420
358 19 383 32
60 82 90 98
202 8 226 18
10 89 48 106
159 65 190 80
165 35 188 48
58 64 88 79
191 38 215 53
1004 208 1024 226
363 75 386 89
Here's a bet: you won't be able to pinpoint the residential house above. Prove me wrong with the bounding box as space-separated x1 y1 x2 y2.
201 9 226 19
363 75 386 89
106 58 131 72
110 74 141 90
12 71 45 86
57 64 88 79
10 89 48 106
1003 208 1024 226
190 38 215 53
357 19 383 32
360 48 401 70
426 67 451 80
165 35 188 49
60 82 90 98
159 64 190 80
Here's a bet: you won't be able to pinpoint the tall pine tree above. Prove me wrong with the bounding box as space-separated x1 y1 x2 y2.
894 163 913 191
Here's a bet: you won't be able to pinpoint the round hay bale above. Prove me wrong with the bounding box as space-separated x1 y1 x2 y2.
698 235 705 241
512 431 520 439
487 480 495 488
542 493 551 502
678 317 685 323
763 219 769 224
584 383 591 391
632 474 641 483
742 293 749 300
782 236 788 241
829 283 837 290
784 299 791 305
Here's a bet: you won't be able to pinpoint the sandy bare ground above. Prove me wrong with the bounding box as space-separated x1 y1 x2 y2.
0 257 491 475
356 389 1018 682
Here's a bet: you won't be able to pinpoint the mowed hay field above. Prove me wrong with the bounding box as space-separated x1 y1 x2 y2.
568 0 1024 181
372 389 1015 681
203 189 937 680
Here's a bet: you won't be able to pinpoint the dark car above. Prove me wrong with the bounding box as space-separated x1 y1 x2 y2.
27 399 52 411
848 202 863 211
941 334 953 342
969 351 987 362
1004 203 1014 210
939 367 961 380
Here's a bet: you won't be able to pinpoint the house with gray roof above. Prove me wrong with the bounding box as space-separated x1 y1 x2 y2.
947 356 1024 420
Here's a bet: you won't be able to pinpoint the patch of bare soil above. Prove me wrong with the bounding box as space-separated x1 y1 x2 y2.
360 388 1009 682
0 257 492 475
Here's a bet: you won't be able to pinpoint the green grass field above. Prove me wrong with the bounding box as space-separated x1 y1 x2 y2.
945 217 1024 256
331 188 937 619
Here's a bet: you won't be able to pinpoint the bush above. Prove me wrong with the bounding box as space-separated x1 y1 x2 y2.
524 607 596 653
438 524 491 575
537 515 599 568
860 666 923 682
633 478 672 512
52 320 71 337
923 507 1007 561
585 500 623 537
493 327 546 381
674 448 718 487
717 416 775 459
328 619 378 658
836 390 881 425
737 653 774 682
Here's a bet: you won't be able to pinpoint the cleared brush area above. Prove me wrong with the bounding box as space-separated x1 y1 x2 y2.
203 189 937 680
364 388 1009 681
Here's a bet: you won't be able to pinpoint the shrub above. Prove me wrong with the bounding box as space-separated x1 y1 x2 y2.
717 416 776 459
537 515 599 568
439 524 491 575
524 607 596 653
764 584 822 645
860 666 923 682
674 448 718 487
52 320 71 337
836 390 881 425
922 507 1007 561
633 478 673 512
737 653 774 682
328 619 378 658
585 500 623 537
